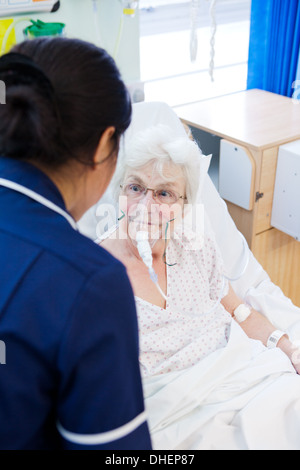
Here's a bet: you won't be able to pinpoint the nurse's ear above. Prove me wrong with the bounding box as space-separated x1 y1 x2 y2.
93 126 117 168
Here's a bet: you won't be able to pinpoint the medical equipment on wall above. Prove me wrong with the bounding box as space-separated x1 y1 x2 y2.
271 140 300 241
113 0 139 59
24 19 65 38
0 19 16 55
0 0 60 17
190 0 218 81
122 0 139 17
1 18 65 55
0 18 29 56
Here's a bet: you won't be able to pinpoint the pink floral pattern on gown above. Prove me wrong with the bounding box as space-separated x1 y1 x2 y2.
136 234 232 377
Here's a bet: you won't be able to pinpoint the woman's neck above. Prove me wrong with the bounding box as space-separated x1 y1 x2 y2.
123 236 169 265
29 160 90 221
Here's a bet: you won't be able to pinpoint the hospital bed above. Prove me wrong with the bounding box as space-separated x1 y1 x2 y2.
78 101 300 342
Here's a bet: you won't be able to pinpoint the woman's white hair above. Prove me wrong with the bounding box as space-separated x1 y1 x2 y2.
111 124 203 205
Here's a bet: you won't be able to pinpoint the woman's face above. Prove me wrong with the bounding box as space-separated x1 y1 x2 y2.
119 161 186 247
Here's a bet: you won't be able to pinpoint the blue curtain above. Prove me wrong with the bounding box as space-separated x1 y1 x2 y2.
296 51 300 81
247 0 300 97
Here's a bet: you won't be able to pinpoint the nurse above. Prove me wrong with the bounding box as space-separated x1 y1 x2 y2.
0 37 151 450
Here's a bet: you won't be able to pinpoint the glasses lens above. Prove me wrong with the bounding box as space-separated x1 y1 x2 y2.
124 184 145 198
156 189 178 204
122 183 181 204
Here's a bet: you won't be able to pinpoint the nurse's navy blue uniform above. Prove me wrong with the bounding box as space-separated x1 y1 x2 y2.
0 156 152 450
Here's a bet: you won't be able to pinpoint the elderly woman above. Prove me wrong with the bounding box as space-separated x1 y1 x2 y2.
99 124 300 450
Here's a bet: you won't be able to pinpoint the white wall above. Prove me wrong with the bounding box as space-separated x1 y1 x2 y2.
2 0 141 83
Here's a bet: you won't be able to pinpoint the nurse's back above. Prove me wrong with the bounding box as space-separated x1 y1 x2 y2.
0 38 151 450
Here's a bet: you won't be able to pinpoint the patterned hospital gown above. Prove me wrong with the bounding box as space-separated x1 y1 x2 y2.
136 233 232 377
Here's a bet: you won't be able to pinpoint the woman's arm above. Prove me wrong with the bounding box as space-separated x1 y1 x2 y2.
221 284 300 374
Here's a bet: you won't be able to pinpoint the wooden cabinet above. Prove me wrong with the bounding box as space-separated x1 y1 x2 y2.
175 89 300 307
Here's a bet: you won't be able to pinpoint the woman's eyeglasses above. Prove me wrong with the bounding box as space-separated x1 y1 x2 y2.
120 183 186 205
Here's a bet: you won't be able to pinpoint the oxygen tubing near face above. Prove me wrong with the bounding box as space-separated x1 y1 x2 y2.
95 192 251 311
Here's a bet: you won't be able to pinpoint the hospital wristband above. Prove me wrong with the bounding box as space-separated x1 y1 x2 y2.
267 330 288 349
233 303 252 323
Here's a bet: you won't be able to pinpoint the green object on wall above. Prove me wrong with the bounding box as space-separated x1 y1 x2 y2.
23 19 65 38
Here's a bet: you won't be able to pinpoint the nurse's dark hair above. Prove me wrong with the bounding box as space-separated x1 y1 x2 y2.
0 37 132 167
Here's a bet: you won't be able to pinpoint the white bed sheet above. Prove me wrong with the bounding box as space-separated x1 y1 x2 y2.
143 320 300 450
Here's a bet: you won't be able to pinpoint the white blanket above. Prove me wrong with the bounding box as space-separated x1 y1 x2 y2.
143 320 300 450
